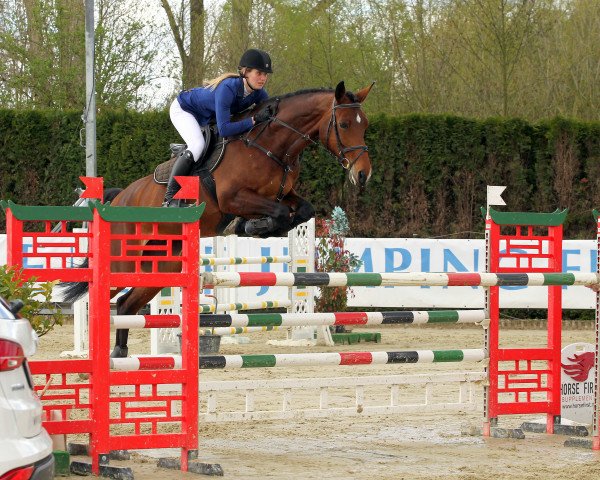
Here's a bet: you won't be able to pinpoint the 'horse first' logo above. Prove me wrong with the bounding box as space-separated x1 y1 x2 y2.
561 352 595 382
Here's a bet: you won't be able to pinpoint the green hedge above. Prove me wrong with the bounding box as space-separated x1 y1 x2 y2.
1 109 599 238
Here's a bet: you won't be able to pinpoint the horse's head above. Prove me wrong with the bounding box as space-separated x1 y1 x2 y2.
320 81 373 187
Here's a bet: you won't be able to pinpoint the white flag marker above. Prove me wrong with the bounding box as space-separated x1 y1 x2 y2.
487 185 506 211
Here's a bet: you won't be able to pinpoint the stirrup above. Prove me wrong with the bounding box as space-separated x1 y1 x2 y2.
162 199 189 208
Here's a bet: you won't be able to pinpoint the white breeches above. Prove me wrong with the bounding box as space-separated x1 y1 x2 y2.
169 99 206 162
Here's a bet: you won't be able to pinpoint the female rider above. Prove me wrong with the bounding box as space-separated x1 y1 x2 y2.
163 48 273 207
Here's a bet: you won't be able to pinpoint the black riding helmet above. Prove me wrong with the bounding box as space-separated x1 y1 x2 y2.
239 49 273 73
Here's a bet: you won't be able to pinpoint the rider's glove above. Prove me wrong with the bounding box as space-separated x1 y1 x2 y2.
253 104 274 124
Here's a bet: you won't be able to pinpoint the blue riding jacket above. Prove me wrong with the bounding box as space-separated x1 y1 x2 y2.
177 76 268 138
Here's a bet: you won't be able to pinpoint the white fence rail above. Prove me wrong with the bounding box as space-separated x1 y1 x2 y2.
199 371 486 422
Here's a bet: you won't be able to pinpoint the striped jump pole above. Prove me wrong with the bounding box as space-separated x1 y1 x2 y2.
109 349 487 371
200 255 292 266
201 272 600 288
110 356 183 371
112 315 285 334
111 315 181 329
199 300 292 314
200 348 487 369
113 310 485 332
199 310 487 328
200 326 281 336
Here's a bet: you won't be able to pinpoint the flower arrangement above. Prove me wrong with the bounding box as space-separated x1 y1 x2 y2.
314 207 362 319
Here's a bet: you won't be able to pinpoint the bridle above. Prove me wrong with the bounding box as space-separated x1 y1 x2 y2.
324 99 369 170
240 96 369 200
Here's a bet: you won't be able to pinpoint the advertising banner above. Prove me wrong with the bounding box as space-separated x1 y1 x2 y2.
561 343 595 425
1 234 597 309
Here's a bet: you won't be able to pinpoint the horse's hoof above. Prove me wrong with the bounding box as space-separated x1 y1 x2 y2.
110 346 128 358
162 198 191 208
222 217 244 236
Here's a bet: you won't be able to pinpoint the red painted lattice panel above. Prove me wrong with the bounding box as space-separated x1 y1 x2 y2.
485 216 563 434
4 179 202 474
29 359 93 435
6 213 93 283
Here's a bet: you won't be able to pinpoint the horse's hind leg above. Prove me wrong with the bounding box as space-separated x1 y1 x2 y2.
111 286 163 358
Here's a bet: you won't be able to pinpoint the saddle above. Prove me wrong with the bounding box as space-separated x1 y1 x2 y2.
153 125 226 185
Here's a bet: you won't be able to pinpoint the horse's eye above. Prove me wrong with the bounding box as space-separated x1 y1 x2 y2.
339 122 349 129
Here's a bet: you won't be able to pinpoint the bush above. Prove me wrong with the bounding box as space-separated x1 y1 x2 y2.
2 109 599 238
0 265 65 336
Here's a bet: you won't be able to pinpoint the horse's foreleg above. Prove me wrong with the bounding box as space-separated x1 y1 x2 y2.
279 190 315 233
110 240 183 358
220 189 292 237
262 191 315 237
111 286 164 358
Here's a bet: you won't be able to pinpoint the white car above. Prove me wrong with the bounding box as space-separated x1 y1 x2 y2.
0 296 54 480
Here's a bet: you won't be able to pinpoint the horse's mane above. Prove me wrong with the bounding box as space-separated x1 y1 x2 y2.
272 88 333 100
246 87 358 117
269 87 358 103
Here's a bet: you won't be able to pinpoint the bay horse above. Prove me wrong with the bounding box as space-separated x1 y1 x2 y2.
62 81 373 357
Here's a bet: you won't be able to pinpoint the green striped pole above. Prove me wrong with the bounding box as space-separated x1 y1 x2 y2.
199 310 487 328
200 255 291 266
198 349 487 369
201 272 600 288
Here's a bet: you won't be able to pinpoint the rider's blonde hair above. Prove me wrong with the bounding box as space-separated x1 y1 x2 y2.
204 68 251 90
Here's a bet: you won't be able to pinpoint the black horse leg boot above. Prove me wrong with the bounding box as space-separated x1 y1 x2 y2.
162 150 195 207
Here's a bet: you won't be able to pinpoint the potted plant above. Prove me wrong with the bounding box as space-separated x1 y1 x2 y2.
314 207 362 332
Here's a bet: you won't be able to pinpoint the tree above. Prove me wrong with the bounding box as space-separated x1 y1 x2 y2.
95 0 166 109
554 0 600 120
2 0 599 120
367 0 446 115
438 0 538 117
161 0 206 88
0 0 84 108
257 0 384 100
0 0 165 109
227 0 252 69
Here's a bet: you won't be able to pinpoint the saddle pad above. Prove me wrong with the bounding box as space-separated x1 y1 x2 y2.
154 157 176 184
153 138 228 185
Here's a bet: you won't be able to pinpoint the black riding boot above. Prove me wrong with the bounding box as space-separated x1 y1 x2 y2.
163 149 195 207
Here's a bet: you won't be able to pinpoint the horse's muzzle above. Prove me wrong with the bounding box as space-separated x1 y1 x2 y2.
358 170 368 187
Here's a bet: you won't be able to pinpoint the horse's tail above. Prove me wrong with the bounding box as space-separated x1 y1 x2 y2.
59 187 124 303
103 187 123 203
59 259 90 302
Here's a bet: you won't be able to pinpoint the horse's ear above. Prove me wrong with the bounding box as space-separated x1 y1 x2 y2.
335 81 346 102
355 82 375 103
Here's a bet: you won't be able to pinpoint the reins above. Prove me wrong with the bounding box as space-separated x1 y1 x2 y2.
240 95 369 201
